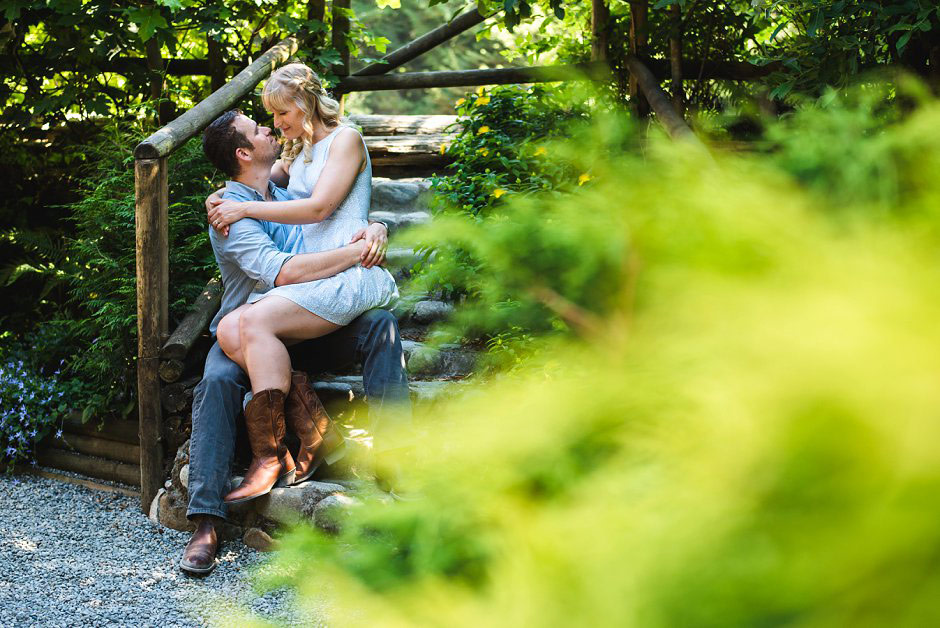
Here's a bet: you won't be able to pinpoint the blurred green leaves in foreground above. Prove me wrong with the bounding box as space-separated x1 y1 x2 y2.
265 85 940 626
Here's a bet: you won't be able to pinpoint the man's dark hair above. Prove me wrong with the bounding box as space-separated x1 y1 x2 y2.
202 109 252 178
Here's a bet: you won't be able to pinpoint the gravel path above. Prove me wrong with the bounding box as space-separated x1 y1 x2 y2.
0 473 322 627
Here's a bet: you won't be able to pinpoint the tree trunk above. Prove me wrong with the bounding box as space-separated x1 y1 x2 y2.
591 0 610 63
206 33 226 94
670 3 683 116
331 0 350 115
629 1 650 117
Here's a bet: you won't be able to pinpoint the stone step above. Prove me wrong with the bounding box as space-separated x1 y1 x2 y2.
371 177 433 215
313 374 470 410
370 210 431 233
350 114 458 136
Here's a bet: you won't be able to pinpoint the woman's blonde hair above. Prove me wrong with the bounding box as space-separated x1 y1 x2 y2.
262 63 343 168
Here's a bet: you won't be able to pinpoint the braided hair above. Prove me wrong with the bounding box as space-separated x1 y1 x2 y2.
262 63 344 168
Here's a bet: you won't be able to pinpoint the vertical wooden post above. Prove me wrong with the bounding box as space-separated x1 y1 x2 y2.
331 0 350 115
629 1 650 117
669 3 683 115
591 0 610 62
135 157 168 514
207 34 226 94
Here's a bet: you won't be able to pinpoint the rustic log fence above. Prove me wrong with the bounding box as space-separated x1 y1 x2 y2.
131 0 761 512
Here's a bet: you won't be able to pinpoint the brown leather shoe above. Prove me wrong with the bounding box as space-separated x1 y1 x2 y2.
285 370 346 484
180 517 219 575
224 389 296 504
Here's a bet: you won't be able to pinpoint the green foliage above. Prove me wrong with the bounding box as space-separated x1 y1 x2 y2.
432 84 591 217
408 84 615 364
756 0 940 98
262 87 940 627
36 121 218 418
1 0 400 133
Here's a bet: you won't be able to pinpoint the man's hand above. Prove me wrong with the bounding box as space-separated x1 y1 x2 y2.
208 200 248 236
350 222 388 268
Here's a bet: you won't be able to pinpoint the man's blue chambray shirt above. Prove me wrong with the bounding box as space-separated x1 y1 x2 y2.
208 180 304 335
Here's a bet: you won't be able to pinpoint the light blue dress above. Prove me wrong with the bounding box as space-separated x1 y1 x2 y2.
247 126 398 325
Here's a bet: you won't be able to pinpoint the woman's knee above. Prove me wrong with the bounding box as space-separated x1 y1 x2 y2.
238 304 275 344
216 312 241 356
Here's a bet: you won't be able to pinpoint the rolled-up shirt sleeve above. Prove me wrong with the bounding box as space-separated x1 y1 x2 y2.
210 219 293 287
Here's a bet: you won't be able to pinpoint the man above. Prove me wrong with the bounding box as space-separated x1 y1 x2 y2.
180 110 411 575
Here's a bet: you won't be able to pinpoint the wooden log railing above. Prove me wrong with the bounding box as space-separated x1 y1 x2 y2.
134 37 299 513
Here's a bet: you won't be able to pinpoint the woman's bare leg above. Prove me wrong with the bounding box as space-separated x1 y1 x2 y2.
216 305 250 368
238 296 341 394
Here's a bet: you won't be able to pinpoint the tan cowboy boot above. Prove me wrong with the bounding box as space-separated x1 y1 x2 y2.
284 370 346 484
224 389 296 504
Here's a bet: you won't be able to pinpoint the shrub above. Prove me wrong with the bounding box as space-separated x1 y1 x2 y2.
36 121 219 419
261 87 940 626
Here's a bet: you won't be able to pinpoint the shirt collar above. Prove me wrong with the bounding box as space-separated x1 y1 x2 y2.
223 179 280 201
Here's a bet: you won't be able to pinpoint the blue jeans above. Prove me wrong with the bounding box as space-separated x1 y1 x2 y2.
186 308 411 521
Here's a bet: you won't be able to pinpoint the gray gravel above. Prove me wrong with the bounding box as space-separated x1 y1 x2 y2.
0 473 324 627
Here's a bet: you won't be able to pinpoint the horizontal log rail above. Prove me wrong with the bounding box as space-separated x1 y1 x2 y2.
338 62 612 92
354 5 488 76
135 37 299 159
161 279 222 362
336 58 779 92
3 55 781 84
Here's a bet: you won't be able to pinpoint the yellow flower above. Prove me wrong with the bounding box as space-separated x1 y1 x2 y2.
477 86 485 95
477 126 490 134
578 173 593 186
477 147 489 156
533 146 547 156
492 188 506 198
475 96 491 106
440 143 448 155
455 98 466 107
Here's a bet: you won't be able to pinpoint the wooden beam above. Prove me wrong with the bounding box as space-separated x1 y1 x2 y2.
135 37 299 159
50 432 142 466
135 157 168 512
625 54 702 146
63 413 140 445
4 54 780 84
338 62 611 92
36 449 141 487
354 5 487 76
161 278 221 361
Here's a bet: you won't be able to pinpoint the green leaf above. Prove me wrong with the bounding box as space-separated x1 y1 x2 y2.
127 7 168 42
807 10 824 37
376 0 401 8
897 31 913 55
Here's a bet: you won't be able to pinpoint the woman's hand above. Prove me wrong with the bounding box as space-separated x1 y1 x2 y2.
207 199 249 234
350 222 388 268
205 187 225 213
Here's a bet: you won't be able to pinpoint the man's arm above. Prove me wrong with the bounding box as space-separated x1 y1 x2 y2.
274 243 365 286
275 220 389 284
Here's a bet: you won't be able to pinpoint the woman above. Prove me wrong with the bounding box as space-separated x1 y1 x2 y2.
207 63 398 502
